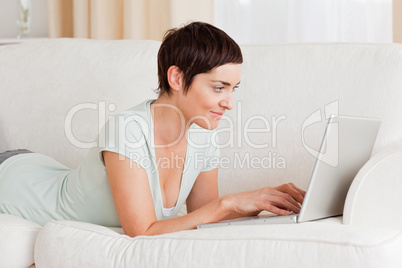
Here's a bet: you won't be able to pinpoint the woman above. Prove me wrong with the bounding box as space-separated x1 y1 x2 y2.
0 22 304 237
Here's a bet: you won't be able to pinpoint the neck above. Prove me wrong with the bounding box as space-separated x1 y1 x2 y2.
151 94 190 148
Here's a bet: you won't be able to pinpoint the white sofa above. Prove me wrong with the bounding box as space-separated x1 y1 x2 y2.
1 39 402 267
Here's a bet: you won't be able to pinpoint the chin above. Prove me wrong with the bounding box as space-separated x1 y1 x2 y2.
193 119 219 130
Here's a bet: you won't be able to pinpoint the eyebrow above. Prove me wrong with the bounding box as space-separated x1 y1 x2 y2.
211 80 241 86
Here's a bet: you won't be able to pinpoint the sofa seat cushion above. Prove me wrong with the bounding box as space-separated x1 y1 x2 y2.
0 214 41 268
34 217 402 267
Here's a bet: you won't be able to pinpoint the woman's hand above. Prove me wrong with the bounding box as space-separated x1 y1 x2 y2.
223 183 306 217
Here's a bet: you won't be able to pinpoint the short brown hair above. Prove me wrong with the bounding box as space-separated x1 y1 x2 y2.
157 21 243 96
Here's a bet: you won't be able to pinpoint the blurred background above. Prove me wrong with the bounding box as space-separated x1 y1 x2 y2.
0 0 401 43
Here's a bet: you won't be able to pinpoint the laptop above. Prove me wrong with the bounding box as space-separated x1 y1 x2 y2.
197 115 381 229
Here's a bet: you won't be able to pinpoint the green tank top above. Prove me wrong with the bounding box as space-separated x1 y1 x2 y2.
0 100 220 226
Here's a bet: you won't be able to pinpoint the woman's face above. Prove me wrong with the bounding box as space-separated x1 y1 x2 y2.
177 63 241 130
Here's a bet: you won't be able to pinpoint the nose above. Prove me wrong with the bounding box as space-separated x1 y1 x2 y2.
220 91 234 110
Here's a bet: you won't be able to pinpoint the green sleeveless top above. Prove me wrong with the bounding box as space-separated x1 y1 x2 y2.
0 100 220 226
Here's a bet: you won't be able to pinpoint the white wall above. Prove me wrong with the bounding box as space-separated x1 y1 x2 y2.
215 0 393 44
0 0 48 38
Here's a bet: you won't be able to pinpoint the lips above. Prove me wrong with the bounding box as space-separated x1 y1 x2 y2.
210 111 224 119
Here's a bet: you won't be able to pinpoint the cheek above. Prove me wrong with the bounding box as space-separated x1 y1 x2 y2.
192 90 216 110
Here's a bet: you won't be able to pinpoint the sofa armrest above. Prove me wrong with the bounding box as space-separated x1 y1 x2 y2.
343 147 402 229
0 214 41 268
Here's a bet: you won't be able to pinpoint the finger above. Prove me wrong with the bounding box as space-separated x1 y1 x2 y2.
288 185 305 204
273 198 301 214
277 183 305 204
264 203 293 216
289 185 306 205
288 183 306 197
267 191 301 214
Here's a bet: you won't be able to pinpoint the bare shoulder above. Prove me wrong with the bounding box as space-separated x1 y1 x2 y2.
102 151 157 237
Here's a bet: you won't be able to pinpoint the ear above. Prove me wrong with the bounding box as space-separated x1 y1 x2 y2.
167 65 183 93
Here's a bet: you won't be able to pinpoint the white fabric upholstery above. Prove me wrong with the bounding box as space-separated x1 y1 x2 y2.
34 217 402 267
0 39 402 267
219 43 402 196
0 214 41 268
1 40 402 196
0 39 159 168
344 146 402 229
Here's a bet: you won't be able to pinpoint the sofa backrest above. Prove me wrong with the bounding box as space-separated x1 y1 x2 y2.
0 39 159 166
1 39 401 195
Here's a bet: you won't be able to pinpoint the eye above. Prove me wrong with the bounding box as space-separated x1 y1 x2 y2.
214 86 224 93
233 85 239 92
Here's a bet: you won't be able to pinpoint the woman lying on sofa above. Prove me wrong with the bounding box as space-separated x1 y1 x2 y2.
0 22 305 237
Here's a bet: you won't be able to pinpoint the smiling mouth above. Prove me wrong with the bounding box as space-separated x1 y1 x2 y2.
210 111 224 119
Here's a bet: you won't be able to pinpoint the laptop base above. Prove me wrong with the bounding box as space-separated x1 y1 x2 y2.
197 214 298 229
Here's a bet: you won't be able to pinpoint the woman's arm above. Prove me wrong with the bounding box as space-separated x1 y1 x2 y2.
103 151 229 237
104 151 305 237
186 168 305 220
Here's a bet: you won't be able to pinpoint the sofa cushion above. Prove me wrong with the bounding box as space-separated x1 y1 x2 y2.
34 217 402 267
0 214 41 268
